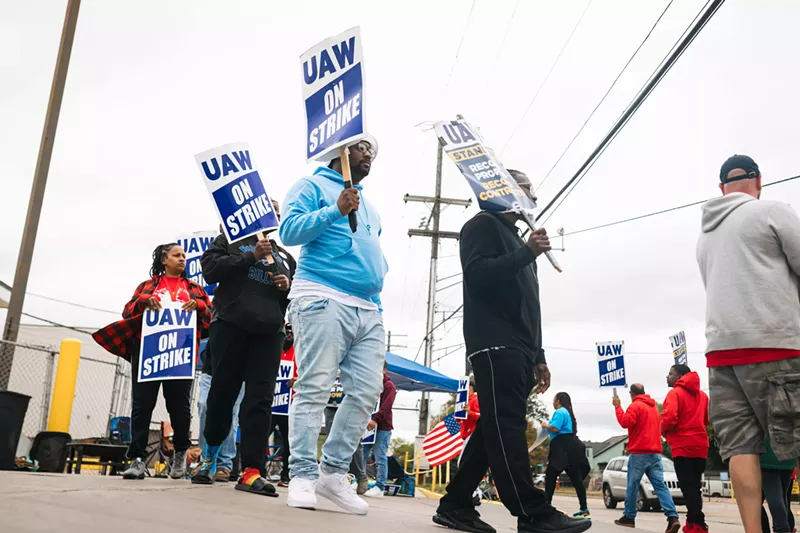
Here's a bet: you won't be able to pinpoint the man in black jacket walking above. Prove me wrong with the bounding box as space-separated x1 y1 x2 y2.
433 171 591 533
192 200 296 497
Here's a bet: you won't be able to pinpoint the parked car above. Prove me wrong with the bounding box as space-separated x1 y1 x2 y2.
702 479 731 498
602 456 684 512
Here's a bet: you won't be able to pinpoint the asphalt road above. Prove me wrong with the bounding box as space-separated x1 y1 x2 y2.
0 471 759 533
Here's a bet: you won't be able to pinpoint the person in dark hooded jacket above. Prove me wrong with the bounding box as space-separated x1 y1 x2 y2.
662 365 710 533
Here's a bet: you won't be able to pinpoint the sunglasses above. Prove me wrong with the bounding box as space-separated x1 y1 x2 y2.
353 142 376 159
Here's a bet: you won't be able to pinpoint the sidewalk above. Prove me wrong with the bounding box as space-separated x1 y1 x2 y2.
0 472 745 533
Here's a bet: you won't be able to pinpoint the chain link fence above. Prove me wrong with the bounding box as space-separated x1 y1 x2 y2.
2 333 204 458
0 339 57 446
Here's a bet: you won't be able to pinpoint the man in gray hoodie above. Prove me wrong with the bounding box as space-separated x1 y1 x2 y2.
696 154 800 533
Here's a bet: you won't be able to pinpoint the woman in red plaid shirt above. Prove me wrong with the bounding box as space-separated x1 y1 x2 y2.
93 243 211 480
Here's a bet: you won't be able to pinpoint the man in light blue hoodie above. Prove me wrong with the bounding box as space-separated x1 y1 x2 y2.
280 135 387 515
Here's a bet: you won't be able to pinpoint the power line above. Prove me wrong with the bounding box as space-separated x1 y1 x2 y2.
443 0 479 95
563 174 800 237
500 0 595 155
543 345 704 356
534 0 676 193
536 0 726 227
0 279 118 315
413 304 464 362
479 0 521 104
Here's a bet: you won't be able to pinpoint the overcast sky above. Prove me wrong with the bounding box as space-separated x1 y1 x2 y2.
3 0 800 443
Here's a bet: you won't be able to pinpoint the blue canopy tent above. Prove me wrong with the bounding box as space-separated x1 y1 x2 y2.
385 351 458 393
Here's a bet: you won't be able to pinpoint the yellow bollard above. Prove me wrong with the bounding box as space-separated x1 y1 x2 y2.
432 465 438 493
47 339 81 432
415 454 421 487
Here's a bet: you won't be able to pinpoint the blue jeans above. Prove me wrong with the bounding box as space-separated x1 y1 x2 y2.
363 429 392 489
288 296 385 479
197 373 244 471
625 454 678 519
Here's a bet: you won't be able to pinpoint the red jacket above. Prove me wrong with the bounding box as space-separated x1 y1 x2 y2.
460 393 480 440
615 394 662 455
372 373 397 431
661 372 709 458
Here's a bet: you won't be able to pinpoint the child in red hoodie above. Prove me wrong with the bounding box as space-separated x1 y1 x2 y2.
662 365 710 533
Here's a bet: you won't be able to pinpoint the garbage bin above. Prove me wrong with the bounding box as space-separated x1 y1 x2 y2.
0 390 31 470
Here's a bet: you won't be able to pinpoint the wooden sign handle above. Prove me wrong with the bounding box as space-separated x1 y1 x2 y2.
340 145 358 233
256 231 275 265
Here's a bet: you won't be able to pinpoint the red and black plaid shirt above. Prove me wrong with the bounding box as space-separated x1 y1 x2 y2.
92 276 212 361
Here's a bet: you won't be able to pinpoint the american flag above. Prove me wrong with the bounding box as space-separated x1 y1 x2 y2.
422 413 464 467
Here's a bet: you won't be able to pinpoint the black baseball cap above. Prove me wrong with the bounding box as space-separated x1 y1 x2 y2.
720 154 760 184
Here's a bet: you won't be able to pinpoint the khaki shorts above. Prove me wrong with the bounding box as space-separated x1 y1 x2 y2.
709 357 800 461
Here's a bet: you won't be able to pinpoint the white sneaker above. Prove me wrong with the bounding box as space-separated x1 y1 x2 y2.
316 469 369 515
287 477 317 510
364 486 384 498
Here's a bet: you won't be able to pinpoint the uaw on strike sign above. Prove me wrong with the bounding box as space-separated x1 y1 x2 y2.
272 358 295 416
454 376 469 420
596 341 627 388
301 27 365 162
434 118 536 214
195 143 279 244
138 303 197 383
177 231 217 296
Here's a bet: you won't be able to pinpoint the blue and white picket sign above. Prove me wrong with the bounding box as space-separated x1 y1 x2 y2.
177 231 218 296
668 331 687 366
454 376 469 420
362 399 380 445
301 26 365 162
272 359 295 416
434 118 536 214
328 376 344 407
195 142 279 244
137 302 197 383
596 341 627 388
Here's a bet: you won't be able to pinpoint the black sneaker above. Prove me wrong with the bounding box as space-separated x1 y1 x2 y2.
433 508 497 533
191 458 216 485
518 512 593 533
666 517 681 533
614 516 635 528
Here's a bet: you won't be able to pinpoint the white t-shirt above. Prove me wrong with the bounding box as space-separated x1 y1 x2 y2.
288 279 378 311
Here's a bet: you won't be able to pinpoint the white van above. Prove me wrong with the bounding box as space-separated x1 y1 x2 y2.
703 479 731 498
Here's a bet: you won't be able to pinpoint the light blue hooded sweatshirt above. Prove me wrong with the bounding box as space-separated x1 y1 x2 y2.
279 166 388 308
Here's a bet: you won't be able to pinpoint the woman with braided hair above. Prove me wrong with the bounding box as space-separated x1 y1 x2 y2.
93 243 211 480
541 392 591 519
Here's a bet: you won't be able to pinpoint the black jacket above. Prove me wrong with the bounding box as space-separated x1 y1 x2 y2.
201 234 296 335
460 212 546 364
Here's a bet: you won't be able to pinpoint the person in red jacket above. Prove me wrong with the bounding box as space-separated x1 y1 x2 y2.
613 383 680 533
460 381 480 441
662 365 710 533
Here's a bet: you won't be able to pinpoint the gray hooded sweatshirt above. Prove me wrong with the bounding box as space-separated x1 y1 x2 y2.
697 192 800 354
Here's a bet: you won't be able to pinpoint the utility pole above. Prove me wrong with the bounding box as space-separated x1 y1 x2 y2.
386 331 407 352
1 0 81 390
406 140 471 435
